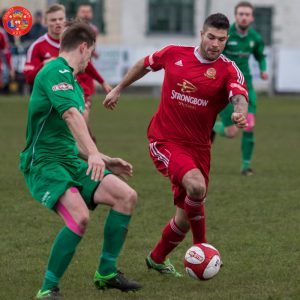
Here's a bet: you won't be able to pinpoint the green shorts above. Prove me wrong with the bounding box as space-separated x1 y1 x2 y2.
24 159 111 210
219 80 257 127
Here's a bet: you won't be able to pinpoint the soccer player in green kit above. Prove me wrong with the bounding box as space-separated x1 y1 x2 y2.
213 1 268 176
20 22 141 299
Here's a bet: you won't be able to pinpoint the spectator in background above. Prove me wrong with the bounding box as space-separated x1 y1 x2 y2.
0 25 15 92
0 9 16 46
21 10 47 50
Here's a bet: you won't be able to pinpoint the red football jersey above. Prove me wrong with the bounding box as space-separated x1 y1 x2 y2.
144 45 248 147
23 33 104 95
24 33 60 84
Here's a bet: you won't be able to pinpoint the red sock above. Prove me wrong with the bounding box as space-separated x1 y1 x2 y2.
151 218 187 263
184 196 207 244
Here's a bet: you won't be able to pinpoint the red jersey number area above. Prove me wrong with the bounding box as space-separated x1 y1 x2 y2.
145 45 248 146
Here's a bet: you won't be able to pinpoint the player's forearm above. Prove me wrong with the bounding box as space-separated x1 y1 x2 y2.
86 62 104 84
63 107 99 157
231 94 248 117
114 59 149 92
259 58 267 73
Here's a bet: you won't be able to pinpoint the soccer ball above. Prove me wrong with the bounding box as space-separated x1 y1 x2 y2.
184 243 221 280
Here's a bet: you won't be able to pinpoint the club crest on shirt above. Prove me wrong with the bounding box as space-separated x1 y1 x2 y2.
204 68 216 79
52 82 74 91
177 79 197 93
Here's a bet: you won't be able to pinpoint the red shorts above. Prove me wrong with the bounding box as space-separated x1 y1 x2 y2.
148 141 211 208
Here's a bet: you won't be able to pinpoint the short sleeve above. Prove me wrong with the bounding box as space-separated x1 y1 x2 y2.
41 69 81 116
144 45 173 72
226 61 249 102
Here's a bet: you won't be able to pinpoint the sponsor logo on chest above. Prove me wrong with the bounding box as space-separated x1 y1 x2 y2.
172 79 208 107
177 79 197 93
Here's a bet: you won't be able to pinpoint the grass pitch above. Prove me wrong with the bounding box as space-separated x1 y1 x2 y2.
0 94 299 300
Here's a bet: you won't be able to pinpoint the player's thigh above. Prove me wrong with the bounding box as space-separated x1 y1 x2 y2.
93 174 137 208
56 187 89 226
219 102 234 127
75 160 111 210
25 163 79 209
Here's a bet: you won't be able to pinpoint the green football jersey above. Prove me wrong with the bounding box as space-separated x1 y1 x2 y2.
20 57 85 173
224 23 266 81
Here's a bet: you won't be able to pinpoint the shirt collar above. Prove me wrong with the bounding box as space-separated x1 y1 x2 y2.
194 46 218 64
56 56 74 72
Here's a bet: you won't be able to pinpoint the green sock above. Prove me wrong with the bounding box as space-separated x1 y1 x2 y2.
98 209 131 276
241 131 255 170
41 226 82 292
213 121 225 136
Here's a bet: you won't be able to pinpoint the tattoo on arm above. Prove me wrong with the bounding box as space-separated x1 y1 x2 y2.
231 94 248 116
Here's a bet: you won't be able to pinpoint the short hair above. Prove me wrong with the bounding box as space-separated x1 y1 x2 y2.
203 13 230 32
234 1 254 15
60 21 96 52
45 4 65 16
78 3 92 8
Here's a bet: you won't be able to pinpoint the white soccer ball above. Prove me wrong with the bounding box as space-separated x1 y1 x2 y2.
184 243 221 280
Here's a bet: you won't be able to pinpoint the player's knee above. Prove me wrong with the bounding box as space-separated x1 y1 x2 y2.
77 212 90 233
225 126 238 138
186 181 206 200
121 187 138 212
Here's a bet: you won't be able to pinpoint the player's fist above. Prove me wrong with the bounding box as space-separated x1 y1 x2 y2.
231 112 247 128
260 71 268 80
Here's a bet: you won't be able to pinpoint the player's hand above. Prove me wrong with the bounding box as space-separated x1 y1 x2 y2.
102 82 113 94
105 157 133 180
260 71 268 80
231 112 248 128
86 152 106 181
103 88 120 110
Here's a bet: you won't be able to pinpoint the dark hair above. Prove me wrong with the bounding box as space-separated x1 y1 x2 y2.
234 1 254 15
203 13 230 32
77 3 92 10
60 21 96 52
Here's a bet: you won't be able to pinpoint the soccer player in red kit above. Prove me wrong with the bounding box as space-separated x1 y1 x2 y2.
24 4 111 123
103 13 249 276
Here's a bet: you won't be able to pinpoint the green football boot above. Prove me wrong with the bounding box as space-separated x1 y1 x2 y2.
94 270 142 292
35 287 61 299
145 255 182 277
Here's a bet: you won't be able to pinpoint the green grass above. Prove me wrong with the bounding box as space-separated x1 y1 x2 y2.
0 94 299 300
